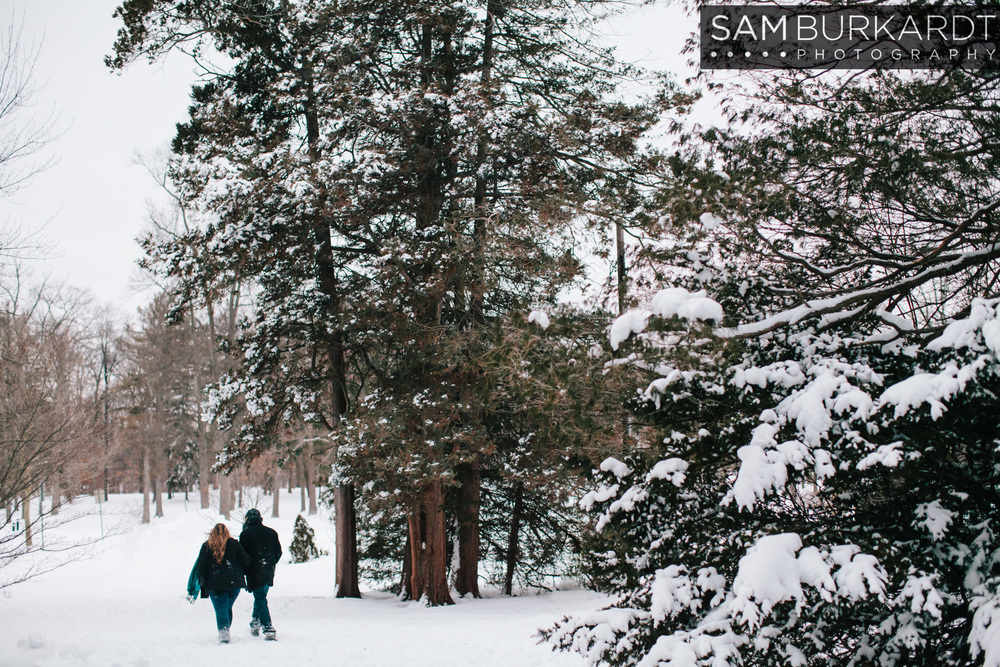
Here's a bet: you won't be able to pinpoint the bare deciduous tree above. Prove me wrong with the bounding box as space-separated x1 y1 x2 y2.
0 278 94 589
0 12 56 201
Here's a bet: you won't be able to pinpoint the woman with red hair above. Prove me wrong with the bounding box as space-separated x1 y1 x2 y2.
195 523 251 643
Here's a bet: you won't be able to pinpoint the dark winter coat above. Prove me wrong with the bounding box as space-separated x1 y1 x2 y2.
240 518 282 591
196 538 251 597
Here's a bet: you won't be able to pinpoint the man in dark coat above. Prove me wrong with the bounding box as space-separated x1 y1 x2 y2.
239 508 282 640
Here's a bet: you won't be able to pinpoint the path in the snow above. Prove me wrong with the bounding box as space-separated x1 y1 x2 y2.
0 493 602 667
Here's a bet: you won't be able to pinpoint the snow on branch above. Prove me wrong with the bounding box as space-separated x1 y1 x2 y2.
717 245 1000 339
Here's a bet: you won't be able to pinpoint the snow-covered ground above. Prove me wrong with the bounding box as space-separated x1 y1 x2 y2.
0 492 602 666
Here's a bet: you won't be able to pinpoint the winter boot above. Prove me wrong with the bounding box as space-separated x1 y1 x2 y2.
250 619 261 637
219 628 231 644
263 626 276 641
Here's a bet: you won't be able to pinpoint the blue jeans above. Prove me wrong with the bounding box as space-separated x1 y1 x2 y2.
251 585 272 628
208 588 240 631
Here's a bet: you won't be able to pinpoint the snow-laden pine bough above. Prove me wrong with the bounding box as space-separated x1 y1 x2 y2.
544 287 1000 666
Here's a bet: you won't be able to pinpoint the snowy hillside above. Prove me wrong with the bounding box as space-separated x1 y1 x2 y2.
0 492 601 666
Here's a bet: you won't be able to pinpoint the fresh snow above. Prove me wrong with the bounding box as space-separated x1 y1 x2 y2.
609 310 649 350
528 310 551 329
927 299 999 352
916 500 954 541
608 288 724 350
551 530 890 665
0 492 603 667
676 297 724 323
731 535 886 630
971 597 1000 667
598 457 631 478
648 288 723 323
648 565 695 622
646 459 688 487
699 212 724 230
879 361 984 420
856 442 904 471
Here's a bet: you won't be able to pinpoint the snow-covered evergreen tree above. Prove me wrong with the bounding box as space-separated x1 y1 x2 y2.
290 514 326 563
548 54 1000 666
109 0 672 605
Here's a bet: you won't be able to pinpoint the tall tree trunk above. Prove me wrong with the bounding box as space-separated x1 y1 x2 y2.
331 460 360 598
504 482 524 596
199 448 211 510
194 408 215 510
407 479 454 606
219 473 232 519
450 8 492 600
305 439 317 515
469 0 496 323
21 497 31 547
142 447 152 524
272 460 281 518
334 484 361 598
100 337 114 504
154 476 164 518
191 308 213 511
455 461 482 598
50 474 60 516
401 526 413 599
616 221 627 313
299 57 360 599
323 276 361 599
300 459 307 513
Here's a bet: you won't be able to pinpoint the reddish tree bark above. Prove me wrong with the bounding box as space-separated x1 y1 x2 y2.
401 527 413 600
334 484 361 598
455 461 481 598
407 480 454 606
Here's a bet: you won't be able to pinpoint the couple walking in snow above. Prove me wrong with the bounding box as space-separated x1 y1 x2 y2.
188 508 283 644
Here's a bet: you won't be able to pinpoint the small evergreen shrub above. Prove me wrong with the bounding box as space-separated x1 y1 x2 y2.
289 514 326 563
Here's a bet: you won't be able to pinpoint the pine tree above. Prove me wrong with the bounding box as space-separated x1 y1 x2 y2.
109 0 671 605
118 292 196 522
290 514 326 563
547 48 1000 667
109 0 369 597
479 310 633 594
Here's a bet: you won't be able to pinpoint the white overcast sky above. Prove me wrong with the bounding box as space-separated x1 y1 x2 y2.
7 1 698 315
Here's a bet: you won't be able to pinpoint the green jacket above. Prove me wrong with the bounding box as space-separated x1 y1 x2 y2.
186 559 200 598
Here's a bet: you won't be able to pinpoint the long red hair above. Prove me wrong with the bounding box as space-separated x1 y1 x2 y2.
207 523 230 563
